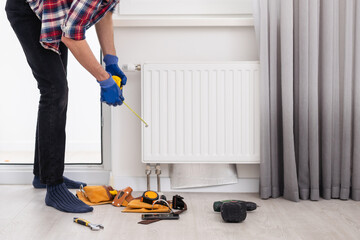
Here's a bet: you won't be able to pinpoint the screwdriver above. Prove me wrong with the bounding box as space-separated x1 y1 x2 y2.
112 75 149 127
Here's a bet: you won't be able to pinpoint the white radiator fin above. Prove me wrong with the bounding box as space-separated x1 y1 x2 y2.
142 62 260 163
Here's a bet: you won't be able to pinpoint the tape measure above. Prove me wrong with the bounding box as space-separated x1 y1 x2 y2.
112 75 123 90
141 191 159 205
112 76 149 127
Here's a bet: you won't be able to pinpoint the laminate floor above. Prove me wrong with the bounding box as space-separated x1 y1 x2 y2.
0 185 359 240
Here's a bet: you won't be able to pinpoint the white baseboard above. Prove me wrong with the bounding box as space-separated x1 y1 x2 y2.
0 165 110 185
0 166 259 193
113 176 259 193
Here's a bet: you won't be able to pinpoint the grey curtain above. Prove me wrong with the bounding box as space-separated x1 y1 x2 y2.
254 0 360 201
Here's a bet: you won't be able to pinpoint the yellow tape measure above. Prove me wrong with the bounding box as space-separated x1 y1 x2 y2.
141 190 159 204
112 75 123 90
112 76 149 128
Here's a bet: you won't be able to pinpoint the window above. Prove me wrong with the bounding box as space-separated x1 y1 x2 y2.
0 10 101 165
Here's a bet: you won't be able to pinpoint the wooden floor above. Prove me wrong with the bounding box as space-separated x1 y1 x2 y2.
0 185 359 240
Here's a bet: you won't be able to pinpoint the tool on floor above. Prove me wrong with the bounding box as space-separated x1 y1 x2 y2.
73 217 104 231
112 75 149 127
172 195 185 210
112 186 134 207
213 200 258 223
213 200 258 212
138 194 188 225
141 213 179 220
140 190 167 205
76 185 115 206
220 201 247 223
141 190 159 204
76 185 135 207
109 190 118 196
122 198 171 213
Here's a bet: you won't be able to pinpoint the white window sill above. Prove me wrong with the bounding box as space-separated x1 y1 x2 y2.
112 14 254 27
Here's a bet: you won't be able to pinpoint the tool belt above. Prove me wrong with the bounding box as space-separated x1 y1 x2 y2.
122 199 171 213
112 187 134 207
76 186 134 206
76 185 114 206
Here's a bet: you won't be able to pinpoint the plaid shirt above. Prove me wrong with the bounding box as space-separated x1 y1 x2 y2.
27 0 119 54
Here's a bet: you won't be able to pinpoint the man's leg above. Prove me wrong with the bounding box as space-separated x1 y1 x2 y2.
6 0 68 185
33 41 69 183
5 0 92 213
32 43 87 189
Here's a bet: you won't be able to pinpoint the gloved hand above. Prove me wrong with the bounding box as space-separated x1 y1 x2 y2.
97 73 124 106
103 54 127 86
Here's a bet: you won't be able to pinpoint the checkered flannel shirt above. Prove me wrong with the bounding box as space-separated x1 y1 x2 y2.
27 0 119 54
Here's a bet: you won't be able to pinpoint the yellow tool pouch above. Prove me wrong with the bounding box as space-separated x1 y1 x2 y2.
76 185 114 206
122 199 171 213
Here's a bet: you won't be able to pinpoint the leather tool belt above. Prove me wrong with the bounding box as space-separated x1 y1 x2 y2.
122 199 171 213
76 185 115 206
76 186 134 207
112 186 134 207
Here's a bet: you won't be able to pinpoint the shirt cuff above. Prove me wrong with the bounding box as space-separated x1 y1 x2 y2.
109 6 116 13
109 1 119 13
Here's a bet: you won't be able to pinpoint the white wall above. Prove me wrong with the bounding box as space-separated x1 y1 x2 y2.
118 0 254 15
0 0 260 188
0 1 101 163
110 23 260 189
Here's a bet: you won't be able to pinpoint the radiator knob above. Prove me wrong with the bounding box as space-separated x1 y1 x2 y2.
121 64 141 71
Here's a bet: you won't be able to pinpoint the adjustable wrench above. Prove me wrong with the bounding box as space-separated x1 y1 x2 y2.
73 217 104 231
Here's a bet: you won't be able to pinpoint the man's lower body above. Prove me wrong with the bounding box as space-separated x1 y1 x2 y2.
5 0 92 213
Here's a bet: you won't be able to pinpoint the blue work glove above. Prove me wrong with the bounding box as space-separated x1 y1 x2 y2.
97 73 124 106
103 54 127 86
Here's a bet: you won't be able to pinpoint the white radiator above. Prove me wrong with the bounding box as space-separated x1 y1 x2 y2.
141 62 260 164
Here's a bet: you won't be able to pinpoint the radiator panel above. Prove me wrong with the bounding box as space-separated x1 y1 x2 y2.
142 62 260 163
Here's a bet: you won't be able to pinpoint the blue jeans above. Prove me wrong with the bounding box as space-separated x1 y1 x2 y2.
6 0 68 185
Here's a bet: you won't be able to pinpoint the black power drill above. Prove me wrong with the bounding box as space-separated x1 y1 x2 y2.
213 200 258 223
213 200 258 212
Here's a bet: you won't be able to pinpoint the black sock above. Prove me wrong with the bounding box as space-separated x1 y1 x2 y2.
45 183 93 213
63 176 87 189
33 176 87 189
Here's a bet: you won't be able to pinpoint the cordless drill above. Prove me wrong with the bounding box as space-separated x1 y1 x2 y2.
213 200 258 212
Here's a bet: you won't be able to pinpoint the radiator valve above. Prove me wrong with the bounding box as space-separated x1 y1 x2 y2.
121 64 141 71
145 164 162 193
